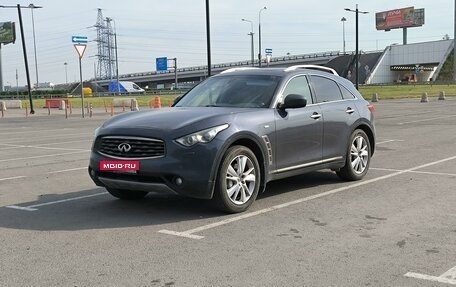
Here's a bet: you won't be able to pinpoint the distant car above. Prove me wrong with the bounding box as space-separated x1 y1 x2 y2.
89 65 375 213
108 81 145 94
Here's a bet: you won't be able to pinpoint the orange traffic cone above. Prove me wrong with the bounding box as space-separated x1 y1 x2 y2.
153 96 161 108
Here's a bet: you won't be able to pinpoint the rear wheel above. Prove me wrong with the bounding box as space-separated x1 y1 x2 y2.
106 188 148 200
213 146 261 213
337 129 371 181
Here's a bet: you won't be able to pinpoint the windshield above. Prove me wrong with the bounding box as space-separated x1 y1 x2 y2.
175 75 280 108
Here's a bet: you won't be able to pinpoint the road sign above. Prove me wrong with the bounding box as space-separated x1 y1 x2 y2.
265 48 272 55
74 44 87 59
72 35 88 43
156 57 168 72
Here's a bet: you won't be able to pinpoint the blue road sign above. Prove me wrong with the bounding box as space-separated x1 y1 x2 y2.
72 35 88 43
156 57 168 71
265 48 272 55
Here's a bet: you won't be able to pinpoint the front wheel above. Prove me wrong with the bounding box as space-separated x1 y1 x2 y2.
337 129 371 181
106 188 148 200
213 146 261 213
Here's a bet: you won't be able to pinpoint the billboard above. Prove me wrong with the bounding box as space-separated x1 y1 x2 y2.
0 22 16 44
376 7 425 31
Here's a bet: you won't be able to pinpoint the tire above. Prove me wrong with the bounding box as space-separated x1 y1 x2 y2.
337 129 371 181
106 188 148 200
213 146 261 213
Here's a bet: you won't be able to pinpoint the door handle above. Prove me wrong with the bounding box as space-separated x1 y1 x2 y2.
346 107 355 114
310 112 322 120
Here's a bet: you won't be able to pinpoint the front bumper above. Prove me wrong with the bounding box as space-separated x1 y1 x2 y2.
88 137 226 199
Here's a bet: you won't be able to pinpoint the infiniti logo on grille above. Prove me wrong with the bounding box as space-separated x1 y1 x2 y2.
118 143 132 153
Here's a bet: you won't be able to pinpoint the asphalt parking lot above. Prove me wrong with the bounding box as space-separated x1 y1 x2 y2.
1 98 455 287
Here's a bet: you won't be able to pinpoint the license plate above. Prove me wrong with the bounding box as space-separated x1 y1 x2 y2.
99 160 140 171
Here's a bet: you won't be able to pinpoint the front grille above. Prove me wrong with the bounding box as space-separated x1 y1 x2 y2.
98 136 165 159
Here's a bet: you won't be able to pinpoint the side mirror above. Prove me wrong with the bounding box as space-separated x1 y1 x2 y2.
279 94 307 110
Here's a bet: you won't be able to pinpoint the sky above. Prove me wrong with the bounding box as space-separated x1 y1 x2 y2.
0 0 453 87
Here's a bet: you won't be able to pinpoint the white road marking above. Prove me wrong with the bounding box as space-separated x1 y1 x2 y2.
371 167 456 177
5 192 108 211
0 143 89 152
0 132 90 143
0 176 27 182
376 139 404 145
159 155 456 239
47 167 87 174
405 265 456 285
398 114 456 125
0 150 89 163
0 140 91 150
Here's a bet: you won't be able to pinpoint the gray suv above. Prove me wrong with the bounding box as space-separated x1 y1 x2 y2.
89 65 375 213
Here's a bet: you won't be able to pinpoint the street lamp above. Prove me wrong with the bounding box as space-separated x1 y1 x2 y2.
258 6 267 67
0 4 36 114
241 18 255 66
28 4 42 90
341 17 347 54
64 62 68 84
345 4 368 90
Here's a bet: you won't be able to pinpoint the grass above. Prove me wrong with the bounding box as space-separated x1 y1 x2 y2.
7 84 456 108
359 84 456 100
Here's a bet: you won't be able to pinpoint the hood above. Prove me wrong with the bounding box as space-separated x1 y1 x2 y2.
102 107 251 131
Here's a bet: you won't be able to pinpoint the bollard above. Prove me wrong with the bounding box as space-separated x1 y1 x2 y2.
86 102 89 115
122 101 125 112
0 101 5 118
438 91 446 100
89 103 93 118
65 104 68 119
25 102 28 117
153 96 161 108
371 93 379 102
130 99 139 111
47 101 51 115
104 100 108 113
110 102 114 116
420 92 429 103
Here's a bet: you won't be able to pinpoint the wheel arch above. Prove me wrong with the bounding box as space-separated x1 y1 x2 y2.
354 123 376 156
210 133 269 198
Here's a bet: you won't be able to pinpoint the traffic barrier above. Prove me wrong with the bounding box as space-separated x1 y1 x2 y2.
59 100 66 110
0 101 5 118
131 99 139 111
153 96 161 108
371 93 379 102
112 98 134 108
4 100 22 109
420 92 429 103
89 103 93 118
45 99 68 108
438 91 446 100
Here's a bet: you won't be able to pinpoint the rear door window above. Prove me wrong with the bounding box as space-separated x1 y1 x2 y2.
310 75 343 103
282 75 313 104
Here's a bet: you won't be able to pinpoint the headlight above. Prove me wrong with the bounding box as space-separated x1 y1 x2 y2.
175 124 229 147
94 127 101 138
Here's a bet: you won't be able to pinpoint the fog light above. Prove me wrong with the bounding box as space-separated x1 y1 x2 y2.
175 177 183 185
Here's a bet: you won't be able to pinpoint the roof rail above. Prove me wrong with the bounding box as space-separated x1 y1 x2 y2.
221 67 259 74
284 65 339 75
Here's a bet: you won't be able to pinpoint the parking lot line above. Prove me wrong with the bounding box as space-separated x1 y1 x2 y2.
0 176 27 182
0 132 91 143
0 150 90 163
405 265 456 285
398 114 456 125
376 139 404 145
5 192 108 211
159 155 456 239
0 143 89 152
371 167 456 177
47 167 87 174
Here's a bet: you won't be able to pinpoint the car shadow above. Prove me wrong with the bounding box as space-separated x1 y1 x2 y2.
0 171 341 232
